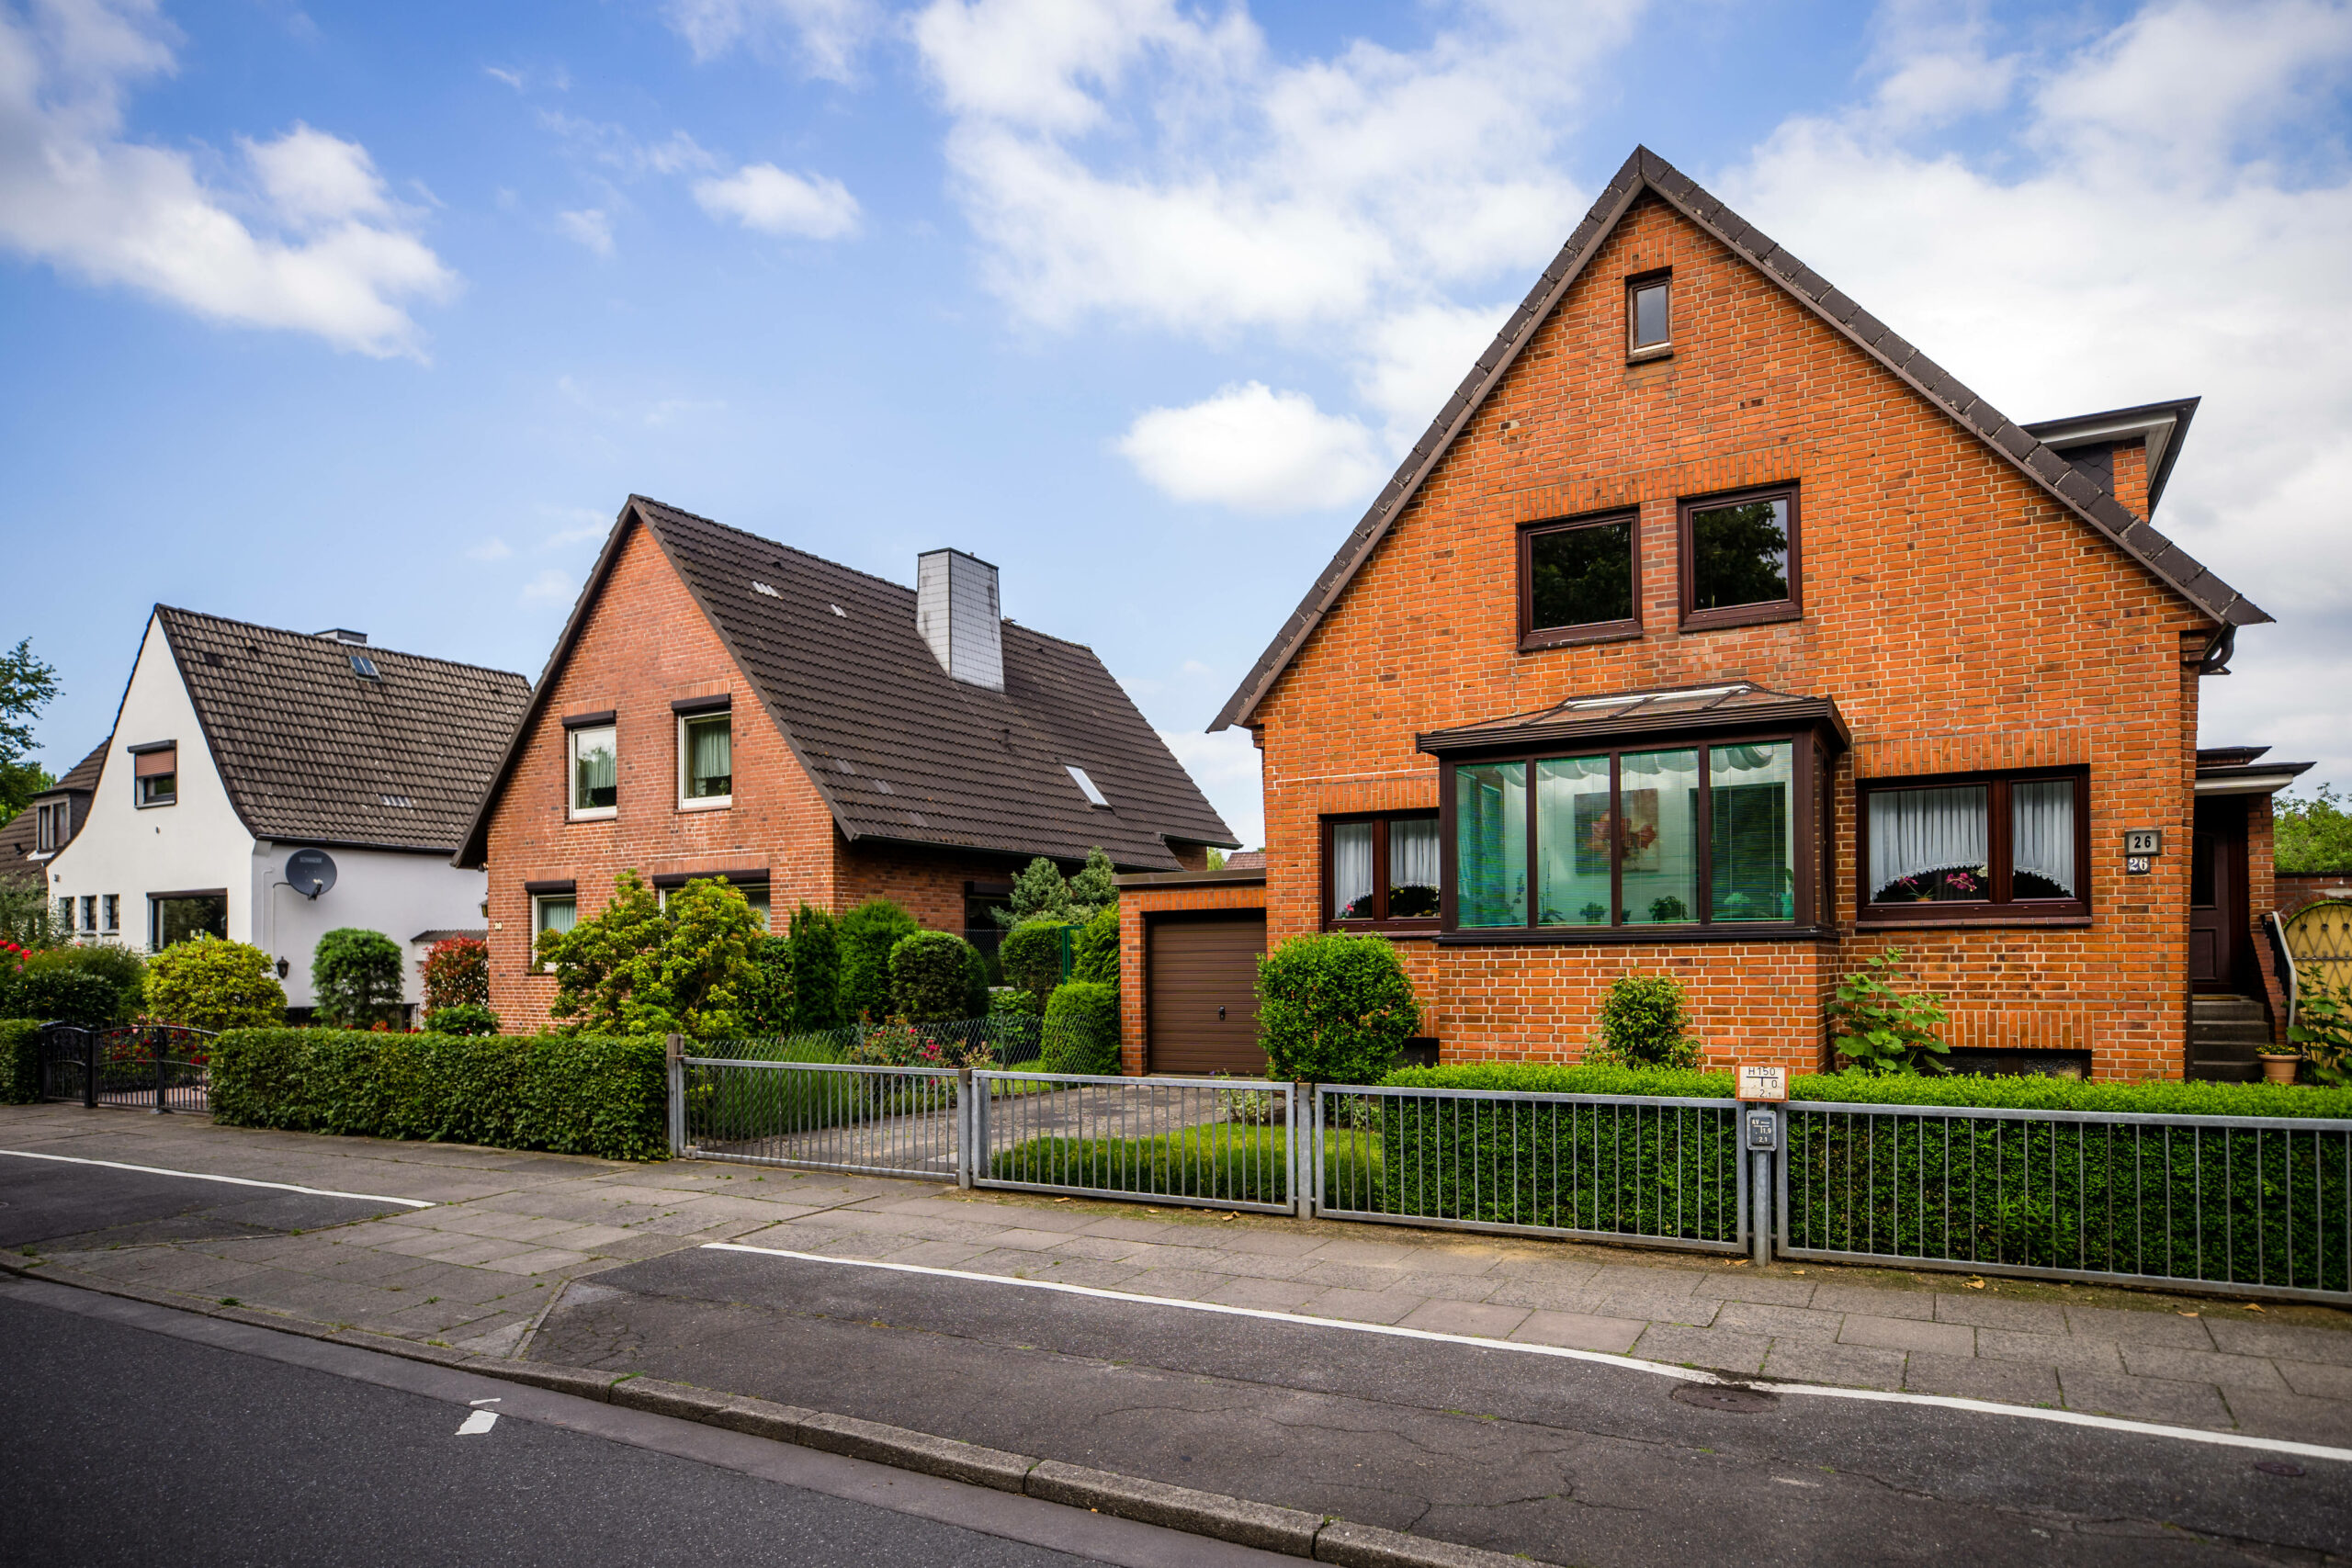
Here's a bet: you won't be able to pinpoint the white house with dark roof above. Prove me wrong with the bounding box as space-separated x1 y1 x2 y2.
42 607 530 1012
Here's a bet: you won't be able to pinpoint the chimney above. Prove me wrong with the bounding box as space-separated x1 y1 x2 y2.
916 549 1003 691
314 628 368 646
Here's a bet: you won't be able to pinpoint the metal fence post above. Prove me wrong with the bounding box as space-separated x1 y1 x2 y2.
1293 1081 1312 1220
82 1027 96 1110
956 1068 975 1190
665 1033 686 1156
153 1029 170 1115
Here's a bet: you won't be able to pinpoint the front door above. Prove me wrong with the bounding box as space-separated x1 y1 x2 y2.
2190 796 2248 992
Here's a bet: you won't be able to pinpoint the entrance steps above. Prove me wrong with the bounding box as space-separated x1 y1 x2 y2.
2186 994 2275 1083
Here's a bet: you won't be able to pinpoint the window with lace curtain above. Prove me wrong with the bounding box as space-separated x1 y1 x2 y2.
1860 770 2089 923
680 712 732 807
1324 812 1442 930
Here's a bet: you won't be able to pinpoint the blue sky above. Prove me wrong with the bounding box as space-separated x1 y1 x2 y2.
6 0 2350 850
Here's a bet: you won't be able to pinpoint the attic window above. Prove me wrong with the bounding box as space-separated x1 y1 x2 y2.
350 654 380 680
1627 271 1671 358
1066 764 1110 808
830 604 846 617
752 581 780 598
380 795 414 808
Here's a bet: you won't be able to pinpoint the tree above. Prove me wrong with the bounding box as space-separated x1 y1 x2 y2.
311 928 406 1028
0 638 60 824
1066 847 1119 919
537 871 763 1038
2278 784 2352 874
994 856 1073 928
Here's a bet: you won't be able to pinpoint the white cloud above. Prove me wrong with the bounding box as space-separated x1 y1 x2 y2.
521 569 576 604
0 0 457 357
662 0 881 80
484 64 525 89
464 536 514 562
558 208 614 254
1117 381 1385 513
693 163 861 238
1158 726 1262 850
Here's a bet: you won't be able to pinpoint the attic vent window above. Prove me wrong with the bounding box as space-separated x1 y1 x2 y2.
1066 764 1110 808
201 651 223 667
380 794 414 808
349 654 380 680
752 581 780 598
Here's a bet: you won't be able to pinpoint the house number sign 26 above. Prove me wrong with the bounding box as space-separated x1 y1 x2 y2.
2124 828 2162 876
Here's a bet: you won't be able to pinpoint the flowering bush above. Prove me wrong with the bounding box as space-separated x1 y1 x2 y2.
846 1020 991 1070
421 937 490 1012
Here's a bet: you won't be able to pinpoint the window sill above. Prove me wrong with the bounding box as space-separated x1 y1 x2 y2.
1680 604 1801 633
1627 346 1673 365
1325 921 1442 939
1859 912 2092 930
133 800 176 810
568 808 617 823
1438 924 1837 947
679 797 733 812
1520 621 1643 653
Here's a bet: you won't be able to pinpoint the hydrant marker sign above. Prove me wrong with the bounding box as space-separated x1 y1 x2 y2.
1736 1066 1788 1102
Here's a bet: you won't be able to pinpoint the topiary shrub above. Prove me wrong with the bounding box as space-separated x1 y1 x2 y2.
1001 920 1070 1006
890 930 981 1023
420 936 490 1012
312 928 407 1029
1256 933 1419 1085
1041 980 1121 1075
787 905 843 1032
1071 907 1120 987
146 937 285 1031
837 899 919 1022
740 932 797 1035
423 1004 500 1036
1585 974 1703 1070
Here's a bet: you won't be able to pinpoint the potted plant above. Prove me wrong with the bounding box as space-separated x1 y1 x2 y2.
2256 1045 2302 1084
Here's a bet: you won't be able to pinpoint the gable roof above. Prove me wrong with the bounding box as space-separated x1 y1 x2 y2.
153 607 531 853
456 497 1236 872
2022 397 2199 517
1215 146 2268 732
0 739 106 888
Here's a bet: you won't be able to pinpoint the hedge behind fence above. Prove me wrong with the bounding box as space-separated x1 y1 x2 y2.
1 1019 40 1104
209 1029 667 1161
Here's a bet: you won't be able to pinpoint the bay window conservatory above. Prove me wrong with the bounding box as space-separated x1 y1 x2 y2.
1419 682 1846 942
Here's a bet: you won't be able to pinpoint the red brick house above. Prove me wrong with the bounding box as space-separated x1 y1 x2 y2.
1126 147 2306 1084
458 496 1236 1030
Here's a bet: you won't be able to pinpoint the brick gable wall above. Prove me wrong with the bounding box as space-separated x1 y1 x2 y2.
1250 194 2211 1080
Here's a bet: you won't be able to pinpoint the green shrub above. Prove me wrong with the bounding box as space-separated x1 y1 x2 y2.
209 1028 667 1160
990 1122 1289 1201
739 932 796 1035
423 1004 500 1036
311 928 406 1028
787 905 843 1032
1067 847 1119 919
1256 933 1419 1085
420 937 490 1012
1826 946 1949 1074
539 872 763 1038
888 930 981 1023
1071 907 1120 987
1385 1062 1736 1099
1589 975 1702 1069
1001 855 1074 927
145 938 285 1030
2290 973 2352 1086
1001 920 1070 1004
0 1018 40 1102
1041 980 1120 1075
836 899 918 1022
0 963 122 1027
989 986 1038 1020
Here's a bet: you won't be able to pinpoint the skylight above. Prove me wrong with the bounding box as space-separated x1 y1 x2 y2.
752 581 780 598
1066 764 1109 808
350 654 380 680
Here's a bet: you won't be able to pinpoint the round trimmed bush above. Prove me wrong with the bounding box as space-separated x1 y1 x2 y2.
146 938 286 1031
890 930 980 1023
311 928 405 1028
1256 933 1419 1085
1000 920 1069 1005
1041 980 1120 1075
837 899 918 1022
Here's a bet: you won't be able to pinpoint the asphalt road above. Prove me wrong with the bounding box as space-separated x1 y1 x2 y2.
533 1245 2352 1568
0 1151 402 1250
0 1284 1285 1568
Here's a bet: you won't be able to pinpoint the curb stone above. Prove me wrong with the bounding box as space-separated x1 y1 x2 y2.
0 1258 1549 1568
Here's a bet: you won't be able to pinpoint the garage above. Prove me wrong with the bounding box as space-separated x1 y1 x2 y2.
1146 909 1268 1077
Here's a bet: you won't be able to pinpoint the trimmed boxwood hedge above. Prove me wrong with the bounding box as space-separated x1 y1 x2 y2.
209 1029 667 1161
1 1019 41 1104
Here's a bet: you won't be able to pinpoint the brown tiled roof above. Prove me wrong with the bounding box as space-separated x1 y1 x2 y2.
1224 850 1265 870
155 608 530 853
1216 146 2268 732
1417 681 1849 756
457 498 1236 872
0 739 107 888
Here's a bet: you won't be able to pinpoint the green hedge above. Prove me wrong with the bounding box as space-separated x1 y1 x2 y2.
1041 982 1120 1075
0 1019 40 1104
990 1123 1291 1204
209 1029 667 1161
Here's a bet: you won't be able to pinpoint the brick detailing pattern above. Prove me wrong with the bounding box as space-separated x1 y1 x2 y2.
1119 883 1270 1076
1249 192 2214 1080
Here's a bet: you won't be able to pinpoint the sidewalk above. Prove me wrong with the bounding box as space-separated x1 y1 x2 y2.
4 1102 2348 1439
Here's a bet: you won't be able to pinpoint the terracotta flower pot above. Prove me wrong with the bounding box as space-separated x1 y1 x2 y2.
2260 1055 2301 1084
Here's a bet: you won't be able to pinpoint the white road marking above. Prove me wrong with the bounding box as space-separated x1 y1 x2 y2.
469 1398 502 1406
702 1241 2352 1467
0 1148 433 1208
457 1409 499 1435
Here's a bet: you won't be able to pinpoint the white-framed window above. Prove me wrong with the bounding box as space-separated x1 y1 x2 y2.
136 772 176 807
532 893 578 969
569 725 616 819
679 712 732 809
79 896 96 933
102 895 119 933
34 799 68 852
54 897 71 931
132 742 177 807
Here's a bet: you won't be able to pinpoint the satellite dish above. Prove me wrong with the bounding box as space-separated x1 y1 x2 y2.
286 849 338 900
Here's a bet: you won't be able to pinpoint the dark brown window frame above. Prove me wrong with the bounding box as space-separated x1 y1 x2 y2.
1857 767 2091 928
1321 810 1442 933
1679 484 1802 632
1435 726 1835 947
1518 510 1643 650
1626 268 1672 362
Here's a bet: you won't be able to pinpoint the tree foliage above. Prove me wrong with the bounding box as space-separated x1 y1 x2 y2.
787 904 843 1032
311 928 406 1029
536 872 763 1039
421 937 490 1012
889 929 983 1023
1001 920 1069 1004
1071 906 1120 987
2278 784 2352 874
837 898 919 1022
0 638 59 824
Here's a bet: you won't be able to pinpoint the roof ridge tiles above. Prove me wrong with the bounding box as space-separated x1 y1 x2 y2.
153 605 524 682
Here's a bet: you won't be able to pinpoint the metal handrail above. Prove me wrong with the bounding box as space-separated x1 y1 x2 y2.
2267 908 2301 1035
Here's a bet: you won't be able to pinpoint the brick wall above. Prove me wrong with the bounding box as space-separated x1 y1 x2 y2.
1248 192 2213 1081
1117 878 1268 1075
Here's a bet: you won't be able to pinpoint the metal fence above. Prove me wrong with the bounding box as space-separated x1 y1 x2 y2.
1312 1084 1749 1254
678 1055 962 1180
40 1023 214 1112
974 1069 1296 1214
1778 1102 2352 1303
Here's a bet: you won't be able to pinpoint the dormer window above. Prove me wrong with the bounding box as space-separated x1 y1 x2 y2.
1066 764 1110 808
1628 271 1671 359
130 741 177 807
34 799 68 852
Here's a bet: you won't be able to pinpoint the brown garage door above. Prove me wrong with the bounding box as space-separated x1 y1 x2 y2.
1147 911 1268 1077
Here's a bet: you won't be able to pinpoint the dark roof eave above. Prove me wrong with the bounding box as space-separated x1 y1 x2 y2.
1418 697 1851 756
1114 868 1268 889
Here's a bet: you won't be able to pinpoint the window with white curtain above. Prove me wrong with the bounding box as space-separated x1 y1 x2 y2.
1326 813 1442 927
1862 772 2086 920
569 725 616 818
680 713 732 806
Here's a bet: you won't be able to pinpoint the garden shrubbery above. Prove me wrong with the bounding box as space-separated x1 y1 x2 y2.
0 941 146 1027
421 936 490 1012
1 1018 40 1102
1256 932 1419 1084
209 1027 666 1160
145 937 284 1030
1041 980 1120 1075
837 899 919 1022
311 928 405 1029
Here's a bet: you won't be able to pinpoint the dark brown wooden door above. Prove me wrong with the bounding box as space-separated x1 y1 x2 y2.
1146 911 1268 1077
2190 796 2248 992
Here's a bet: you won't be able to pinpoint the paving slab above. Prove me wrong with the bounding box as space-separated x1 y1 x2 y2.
1974 1327 2124 1374
2058 1370 2236 1429
1396 1299 1531 1339
1508 1309 1645 1354
1839 1314 1973 1358
1761 1339 1907 1388
1631 1324 1768 1374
